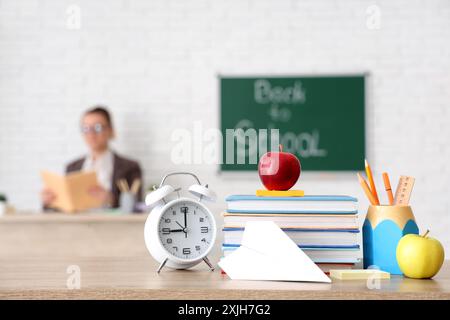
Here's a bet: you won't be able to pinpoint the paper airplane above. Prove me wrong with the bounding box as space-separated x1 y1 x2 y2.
218 221 331 283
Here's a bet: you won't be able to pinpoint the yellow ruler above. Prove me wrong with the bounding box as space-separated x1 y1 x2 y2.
394 175 415 205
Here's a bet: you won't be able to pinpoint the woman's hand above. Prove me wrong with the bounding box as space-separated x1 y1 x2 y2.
41 188 57 206
88 185 113 207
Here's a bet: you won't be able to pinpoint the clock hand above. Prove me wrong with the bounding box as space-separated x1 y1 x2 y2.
176 222 188 238
176 221 185 230
169 229 184 232
184 211 187 238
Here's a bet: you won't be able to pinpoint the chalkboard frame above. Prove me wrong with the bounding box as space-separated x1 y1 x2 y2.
218 73 367 172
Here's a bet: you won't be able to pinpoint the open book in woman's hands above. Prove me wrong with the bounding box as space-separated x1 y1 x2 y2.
41 170 102 213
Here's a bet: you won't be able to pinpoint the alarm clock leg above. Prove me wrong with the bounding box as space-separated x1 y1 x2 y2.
203 256 214 271
157 257 168 273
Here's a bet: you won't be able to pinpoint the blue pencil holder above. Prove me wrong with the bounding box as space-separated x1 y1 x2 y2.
363 205 419 275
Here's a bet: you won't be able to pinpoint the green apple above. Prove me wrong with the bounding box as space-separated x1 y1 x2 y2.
396 230 445 279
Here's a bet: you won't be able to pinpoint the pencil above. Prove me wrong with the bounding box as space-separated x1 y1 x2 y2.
382 172 394 205
131 179 141 195
116 180 125 193
119 179 129 192
123 179 130 192
357 173 378 205
365 159 380 205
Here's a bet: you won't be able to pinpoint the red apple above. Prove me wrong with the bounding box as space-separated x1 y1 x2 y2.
258 145 301 191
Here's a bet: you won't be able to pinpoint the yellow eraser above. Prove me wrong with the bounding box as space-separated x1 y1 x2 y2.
256 190 305 197
330 269 390 280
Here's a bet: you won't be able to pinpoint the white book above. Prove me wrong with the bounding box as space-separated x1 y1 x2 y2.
223 246 361 264
223 213 359 229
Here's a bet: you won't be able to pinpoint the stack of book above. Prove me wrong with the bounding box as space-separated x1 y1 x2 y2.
222 194 361 273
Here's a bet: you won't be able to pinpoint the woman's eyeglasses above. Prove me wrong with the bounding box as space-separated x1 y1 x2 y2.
81 123 108 134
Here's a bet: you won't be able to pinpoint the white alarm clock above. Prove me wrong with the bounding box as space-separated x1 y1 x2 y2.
144 172 217 273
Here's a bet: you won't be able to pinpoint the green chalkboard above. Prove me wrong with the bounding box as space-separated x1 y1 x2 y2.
220 75 365 171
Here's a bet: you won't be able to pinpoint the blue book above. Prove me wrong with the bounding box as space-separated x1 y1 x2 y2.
225 195 358 214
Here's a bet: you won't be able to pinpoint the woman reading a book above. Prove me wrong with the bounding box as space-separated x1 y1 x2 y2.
41 106 143 209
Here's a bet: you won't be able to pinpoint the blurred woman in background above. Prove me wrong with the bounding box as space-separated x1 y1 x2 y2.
41 106 142 208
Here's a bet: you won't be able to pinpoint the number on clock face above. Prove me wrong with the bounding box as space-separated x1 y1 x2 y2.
158 201 214 260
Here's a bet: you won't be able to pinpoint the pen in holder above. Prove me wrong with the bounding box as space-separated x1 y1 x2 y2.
117 178 140 214
363 205 419 274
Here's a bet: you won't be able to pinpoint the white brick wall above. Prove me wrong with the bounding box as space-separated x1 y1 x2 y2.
0 0 449 252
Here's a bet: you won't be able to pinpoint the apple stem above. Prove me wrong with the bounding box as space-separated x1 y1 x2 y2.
422 229 430 238
279 144 283 152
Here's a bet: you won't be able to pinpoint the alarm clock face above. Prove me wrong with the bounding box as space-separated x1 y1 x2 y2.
157 199 215 261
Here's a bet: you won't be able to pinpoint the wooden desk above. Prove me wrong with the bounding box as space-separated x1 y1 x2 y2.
0 214 449 300
0 257 449 300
